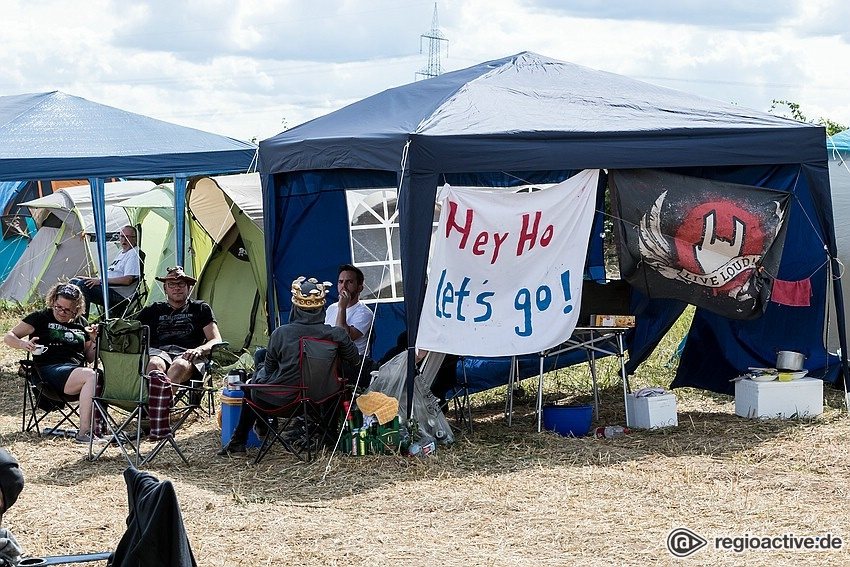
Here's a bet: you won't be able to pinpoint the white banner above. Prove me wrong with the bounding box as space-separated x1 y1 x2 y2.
416 169 600 356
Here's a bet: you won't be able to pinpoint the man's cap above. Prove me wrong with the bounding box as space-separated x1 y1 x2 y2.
155 266 197 285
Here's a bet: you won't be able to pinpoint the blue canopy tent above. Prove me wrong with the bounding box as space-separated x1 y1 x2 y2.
259 52 847 397
0 91 257 314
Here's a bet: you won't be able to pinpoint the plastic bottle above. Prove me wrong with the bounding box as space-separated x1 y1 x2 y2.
407 434 436 457
398 424 411 453
594 426 630 439
340 402 351 453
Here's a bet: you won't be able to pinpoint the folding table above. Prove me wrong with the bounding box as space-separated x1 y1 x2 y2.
504 326 631 431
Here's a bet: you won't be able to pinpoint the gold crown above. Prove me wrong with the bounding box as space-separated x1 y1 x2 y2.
291 276 332 309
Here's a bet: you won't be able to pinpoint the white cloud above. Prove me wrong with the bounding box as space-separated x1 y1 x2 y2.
1 0 848 142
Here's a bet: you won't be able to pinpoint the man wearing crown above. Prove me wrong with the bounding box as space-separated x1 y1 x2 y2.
136 266 223 385
218 276 360 456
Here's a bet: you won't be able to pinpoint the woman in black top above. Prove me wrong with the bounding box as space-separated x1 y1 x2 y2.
3 283 102 444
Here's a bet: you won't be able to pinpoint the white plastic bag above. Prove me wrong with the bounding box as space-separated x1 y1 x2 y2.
367 351 454 444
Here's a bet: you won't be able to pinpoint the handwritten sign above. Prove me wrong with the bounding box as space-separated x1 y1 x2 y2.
416 169 599 356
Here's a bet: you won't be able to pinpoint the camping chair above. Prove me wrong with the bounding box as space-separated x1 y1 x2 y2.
239 336 346 464
449 356 473 435
19 357 81 438
14 466 196 566
89 319 201 467
107 249 148 320
171 341 230 418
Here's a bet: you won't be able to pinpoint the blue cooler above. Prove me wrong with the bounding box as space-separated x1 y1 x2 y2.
221 388 262 447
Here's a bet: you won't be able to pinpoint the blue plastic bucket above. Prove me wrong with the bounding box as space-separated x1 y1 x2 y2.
542 404 593 437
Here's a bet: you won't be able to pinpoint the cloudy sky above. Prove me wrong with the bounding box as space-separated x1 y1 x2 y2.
3 0 849 143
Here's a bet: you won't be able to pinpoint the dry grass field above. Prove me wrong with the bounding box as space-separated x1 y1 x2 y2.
0 309 849 566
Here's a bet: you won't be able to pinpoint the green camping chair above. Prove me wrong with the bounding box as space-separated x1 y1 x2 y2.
170 340 230 420
90 319 201 466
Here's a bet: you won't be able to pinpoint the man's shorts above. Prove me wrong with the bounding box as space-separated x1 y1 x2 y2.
148 345 207 375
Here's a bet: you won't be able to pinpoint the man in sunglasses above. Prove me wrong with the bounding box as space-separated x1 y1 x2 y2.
70 225 141 319
136 267 222 384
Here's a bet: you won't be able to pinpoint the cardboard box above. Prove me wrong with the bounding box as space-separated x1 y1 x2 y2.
735 377 823 419
626 393 678 429
591 314 636 328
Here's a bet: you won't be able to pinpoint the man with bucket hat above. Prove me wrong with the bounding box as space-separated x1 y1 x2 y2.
136 267 223 385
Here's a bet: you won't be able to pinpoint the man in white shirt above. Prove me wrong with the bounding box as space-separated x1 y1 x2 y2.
325 264 376 383
325 264 373 355
70 225 141 318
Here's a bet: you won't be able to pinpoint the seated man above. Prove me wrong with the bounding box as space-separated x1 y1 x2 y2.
70 225 141 319
325 263 377 384
136 267 222 385
218 276 359 456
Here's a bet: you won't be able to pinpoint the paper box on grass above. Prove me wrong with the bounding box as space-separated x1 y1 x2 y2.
626 393 678 429
734 377 823 419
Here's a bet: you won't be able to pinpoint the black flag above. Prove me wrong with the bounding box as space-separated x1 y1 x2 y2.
610 169 790 320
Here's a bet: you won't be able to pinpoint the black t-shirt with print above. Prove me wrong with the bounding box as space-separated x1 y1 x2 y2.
136 300 215 350
22 309 88 367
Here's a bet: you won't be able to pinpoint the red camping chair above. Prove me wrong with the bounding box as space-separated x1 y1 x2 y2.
240 336 347 463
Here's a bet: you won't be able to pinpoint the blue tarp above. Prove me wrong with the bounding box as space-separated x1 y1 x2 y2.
828 130 850 154
259 52 846 396
0 91 257 313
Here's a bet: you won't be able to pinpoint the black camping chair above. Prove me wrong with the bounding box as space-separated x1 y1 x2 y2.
239 336 347 463
171 341 230 418
16 552 112 566
13 466 196 566
19 357 81 437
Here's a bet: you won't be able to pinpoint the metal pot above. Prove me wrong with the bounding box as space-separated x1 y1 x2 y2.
776 350 806 371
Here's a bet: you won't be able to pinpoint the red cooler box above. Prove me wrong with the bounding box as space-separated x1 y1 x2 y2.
221 388 262 447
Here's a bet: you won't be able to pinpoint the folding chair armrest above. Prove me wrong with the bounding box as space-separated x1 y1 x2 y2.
236 382 306 397
209 341 229 355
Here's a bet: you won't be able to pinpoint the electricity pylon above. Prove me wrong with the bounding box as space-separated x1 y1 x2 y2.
416 3 448 79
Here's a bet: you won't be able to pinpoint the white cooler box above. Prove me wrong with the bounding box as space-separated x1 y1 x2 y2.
626 393 678 429
734 377 823 419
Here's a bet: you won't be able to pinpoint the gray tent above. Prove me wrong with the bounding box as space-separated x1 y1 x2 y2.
0 180 154 303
